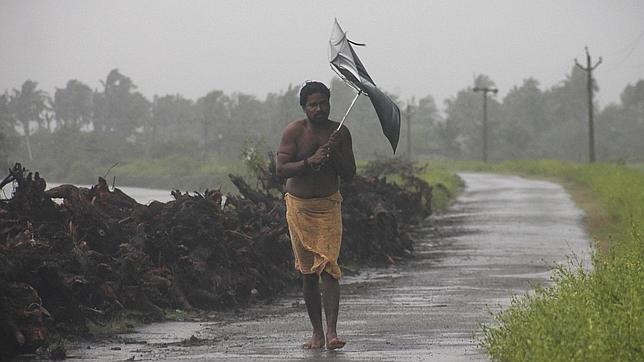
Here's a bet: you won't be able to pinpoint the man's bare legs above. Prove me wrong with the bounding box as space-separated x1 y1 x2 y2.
321 272 346 349
302 273 325 349
301 272 346 350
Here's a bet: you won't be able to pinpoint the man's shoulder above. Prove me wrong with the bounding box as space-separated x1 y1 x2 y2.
290 118 307 127
284 119 307 132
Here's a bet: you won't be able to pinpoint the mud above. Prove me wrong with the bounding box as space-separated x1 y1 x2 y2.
63 172 591 361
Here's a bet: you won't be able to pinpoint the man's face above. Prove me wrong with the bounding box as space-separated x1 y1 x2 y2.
304 92 330 124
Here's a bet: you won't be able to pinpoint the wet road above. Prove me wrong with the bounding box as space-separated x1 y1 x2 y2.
67 173 592 361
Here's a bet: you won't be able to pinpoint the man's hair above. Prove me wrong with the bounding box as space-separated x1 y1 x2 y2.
299 81 330 108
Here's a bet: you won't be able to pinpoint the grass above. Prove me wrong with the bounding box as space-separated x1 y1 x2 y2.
627 163 644 172
111 155 247 193
439 160 644 361
415 162 465 212
357 158 464 213
86 313 138 336
29 155 251 194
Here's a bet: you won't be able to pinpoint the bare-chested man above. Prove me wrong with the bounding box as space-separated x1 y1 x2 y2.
276 81 356 350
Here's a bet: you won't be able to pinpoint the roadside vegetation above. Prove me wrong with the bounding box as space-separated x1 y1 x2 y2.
448 160 644 361
100 156 247 193
358 158 464 213
415 164 464 212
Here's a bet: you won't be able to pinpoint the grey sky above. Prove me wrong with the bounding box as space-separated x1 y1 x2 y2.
1 0 643 109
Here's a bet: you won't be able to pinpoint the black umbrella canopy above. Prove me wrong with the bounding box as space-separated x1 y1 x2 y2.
329 19 401 153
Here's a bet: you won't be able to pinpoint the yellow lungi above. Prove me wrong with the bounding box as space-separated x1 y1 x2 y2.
285 191 343 280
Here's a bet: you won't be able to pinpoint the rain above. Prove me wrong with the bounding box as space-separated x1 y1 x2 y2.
1 1 643 361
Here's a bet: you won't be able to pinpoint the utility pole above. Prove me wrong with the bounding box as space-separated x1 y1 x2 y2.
473 86 498 162
575 46 602 163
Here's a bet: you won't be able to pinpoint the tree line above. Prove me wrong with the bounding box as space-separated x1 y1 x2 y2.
0 67 643 182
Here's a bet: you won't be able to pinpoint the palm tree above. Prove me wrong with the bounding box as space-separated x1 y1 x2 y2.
9 80 48 160
53 79 93 130
0 93 14 169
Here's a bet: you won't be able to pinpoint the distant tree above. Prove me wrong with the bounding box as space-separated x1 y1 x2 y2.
196 90 230 157
0 93 12 131
620 79 644 112
0 93 18 169
540 66 589 161
596 79 644 161
442 89 480 158
7 80 48 160
410 94 442 157
148 94 196 152
596 104 630 161
228 93 264 155
273 84 302 123
497 78 546 159
93 69 151 140
53 79 94 130
442 75 501 160
474 74 496 89
263 84 301 147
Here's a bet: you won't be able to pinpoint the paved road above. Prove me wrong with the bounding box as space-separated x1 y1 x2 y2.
68 173 592 361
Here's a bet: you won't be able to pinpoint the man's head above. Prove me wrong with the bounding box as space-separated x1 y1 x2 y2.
300 81 331 124
299 81 330 108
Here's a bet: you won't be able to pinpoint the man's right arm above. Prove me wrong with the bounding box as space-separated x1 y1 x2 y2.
276 125 308 179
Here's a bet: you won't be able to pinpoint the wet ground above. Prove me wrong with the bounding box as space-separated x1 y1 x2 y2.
64 172 591 361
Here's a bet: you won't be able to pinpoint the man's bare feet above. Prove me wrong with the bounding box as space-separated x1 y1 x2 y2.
326 335 346 350
302 334 325 349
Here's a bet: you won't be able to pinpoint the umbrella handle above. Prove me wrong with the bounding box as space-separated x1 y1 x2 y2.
336 90 363 131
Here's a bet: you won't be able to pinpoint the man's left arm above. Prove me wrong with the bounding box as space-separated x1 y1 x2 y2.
327 127 356 182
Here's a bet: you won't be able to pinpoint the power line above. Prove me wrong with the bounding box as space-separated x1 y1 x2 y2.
604 29 644 71
610 29 644 56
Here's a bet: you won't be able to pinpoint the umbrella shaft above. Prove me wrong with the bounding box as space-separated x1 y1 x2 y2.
337 91 362 130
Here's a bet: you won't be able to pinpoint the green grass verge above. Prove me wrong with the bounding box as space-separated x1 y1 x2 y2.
29 155 250 194
415 163 465 212
441 160 644 361
359 159 463 213
86 312 138 336
110 156 248 193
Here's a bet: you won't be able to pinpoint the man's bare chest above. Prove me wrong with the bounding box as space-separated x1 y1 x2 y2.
296 130 332 156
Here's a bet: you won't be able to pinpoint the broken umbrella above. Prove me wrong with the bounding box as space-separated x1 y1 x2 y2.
329 18 401 153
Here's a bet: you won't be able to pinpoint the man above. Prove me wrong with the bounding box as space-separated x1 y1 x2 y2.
276 81 356 350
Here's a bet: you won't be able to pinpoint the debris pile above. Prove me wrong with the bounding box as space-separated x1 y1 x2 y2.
0 158 433 359
340 172 432 263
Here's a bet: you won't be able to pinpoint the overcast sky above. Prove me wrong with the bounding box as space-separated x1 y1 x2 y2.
1 0 643 109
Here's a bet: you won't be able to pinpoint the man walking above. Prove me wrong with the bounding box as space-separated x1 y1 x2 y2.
276 81 356 350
